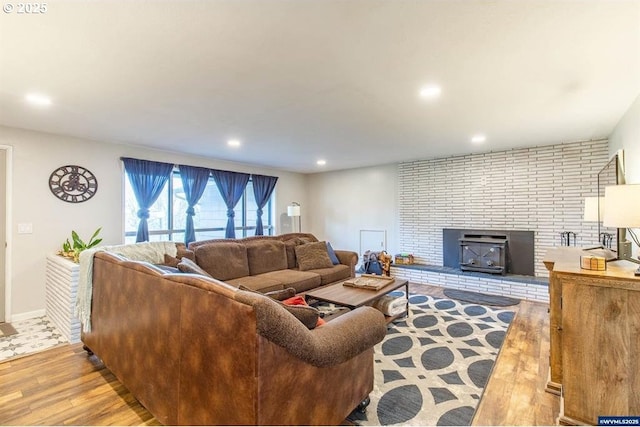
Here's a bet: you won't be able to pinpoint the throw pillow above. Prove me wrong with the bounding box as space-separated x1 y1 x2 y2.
163 254 181 268
176 244 196 261
281 296 325 328
177 258 213 277
238 285 321 329
238 285 296 302
295 241 334 271
326 242 340 265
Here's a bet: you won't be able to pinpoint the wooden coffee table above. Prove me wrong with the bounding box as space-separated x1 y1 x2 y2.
305 277 409 323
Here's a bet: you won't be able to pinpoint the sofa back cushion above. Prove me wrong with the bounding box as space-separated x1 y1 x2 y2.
283 237 303 269
194 242 250 281
246 240 288 275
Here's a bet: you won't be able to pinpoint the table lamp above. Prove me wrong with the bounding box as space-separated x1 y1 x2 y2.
603 184 640 274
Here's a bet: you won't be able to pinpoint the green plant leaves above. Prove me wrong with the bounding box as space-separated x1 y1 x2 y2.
60 227 102 263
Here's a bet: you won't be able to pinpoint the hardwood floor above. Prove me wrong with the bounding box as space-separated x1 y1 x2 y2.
0 344 160 426
0 283 559 426
472 300 559 425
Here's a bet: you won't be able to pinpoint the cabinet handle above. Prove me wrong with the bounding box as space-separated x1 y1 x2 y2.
556 326 563 331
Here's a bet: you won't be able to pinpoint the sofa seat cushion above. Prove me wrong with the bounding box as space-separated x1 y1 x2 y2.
194 242 250 281
226 276 283 293
246 240 288 275
256 270 322 293
307 264 351 285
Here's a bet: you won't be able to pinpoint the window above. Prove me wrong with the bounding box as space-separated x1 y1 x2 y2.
124 170 273 243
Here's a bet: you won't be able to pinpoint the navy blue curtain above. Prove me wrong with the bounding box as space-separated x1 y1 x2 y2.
122 157 174 242
211 169 250 238
178 165 211 245
252 174 278 235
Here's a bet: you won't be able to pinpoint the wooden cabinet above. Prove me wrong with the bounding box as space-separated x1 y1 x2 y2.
544 248 640 425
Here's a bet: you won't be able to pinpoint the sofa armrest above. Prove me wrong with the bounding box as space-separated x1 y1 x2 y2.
234 290 387 367
334 250 358 276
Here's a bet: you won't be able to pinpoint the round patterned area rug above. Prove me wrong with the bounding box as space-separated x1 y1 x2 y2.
348 293 515 426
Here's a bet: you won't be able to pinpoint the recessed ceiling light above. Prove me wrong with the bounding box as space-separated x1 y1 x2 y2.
316 159 326 166
419 85 441 99
227 139 241 147
471 134 486 144
25 93 52 107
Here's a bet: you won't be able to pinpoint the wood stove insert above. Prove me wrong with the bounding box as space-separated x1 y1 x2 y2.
443 228 535 277
459 233 508 274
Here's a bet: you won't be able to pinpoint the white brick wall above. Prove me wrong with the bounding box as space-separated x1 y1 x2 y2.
398 139 609 278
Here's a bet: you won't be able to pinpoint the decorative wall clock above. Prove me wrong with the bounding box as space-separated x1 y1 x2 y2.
49 165 98 203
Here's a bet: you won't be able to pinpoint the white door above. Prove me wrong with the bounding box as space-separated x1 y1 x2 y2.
359 229 387 256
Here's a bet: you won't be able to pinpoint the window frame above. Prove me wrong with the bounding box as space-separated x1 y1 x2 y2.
124 169 274 242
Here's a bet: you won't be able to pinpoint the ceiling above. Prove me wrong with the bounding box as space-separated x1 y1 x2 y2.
1 1 639 173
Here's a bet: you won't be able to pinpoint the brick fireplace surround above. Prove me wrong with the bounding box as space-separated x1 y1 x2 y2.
392 139 609 303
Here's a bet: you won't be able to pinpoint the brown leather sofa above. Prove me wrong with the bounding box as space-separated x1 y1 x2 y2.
187 233 358 293
82 250 387 425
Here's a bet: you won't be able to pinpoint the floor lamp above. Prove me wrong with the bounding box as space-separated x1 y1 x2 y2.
287 202 301 233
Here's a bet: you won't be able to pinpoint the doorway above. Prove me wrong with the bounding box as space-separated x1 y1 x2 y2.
0 146 10 323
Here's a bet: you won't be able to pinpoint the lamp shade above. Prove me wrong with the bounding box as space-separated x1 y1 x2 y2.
603 184 640 228
583 197 605 222
287 203 301 217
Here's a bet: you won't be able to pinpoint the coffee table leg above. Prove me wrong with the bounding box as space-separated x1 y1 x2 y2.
403 281 409 318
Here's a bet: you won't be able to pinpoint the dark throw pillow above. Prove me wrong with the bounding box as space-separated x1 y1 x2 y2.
238 285 296 302
163 254 181 268
238 285 321 329
177 258 213 278
326 241 340 265
281 295 325 328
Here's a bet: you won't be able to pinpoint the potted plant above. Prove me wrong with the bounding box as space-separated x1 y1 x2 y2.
58 227 103 263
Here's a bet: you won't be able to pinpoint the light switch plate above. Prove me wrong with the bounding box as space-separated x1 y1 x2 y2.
17 223 33 234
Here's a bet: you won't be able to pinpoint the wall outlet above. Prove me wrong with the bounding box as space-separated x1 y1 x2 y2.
17 223 33 234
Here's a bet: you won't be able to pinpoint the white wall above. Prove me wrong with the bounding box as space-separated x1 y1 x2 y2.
306 164 398 259
0 125 307 319
609 94 640 184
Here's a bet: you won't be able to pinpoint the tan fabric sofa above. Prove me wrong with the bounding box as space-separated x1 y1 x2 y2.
82 251 386 425
187 233 358 293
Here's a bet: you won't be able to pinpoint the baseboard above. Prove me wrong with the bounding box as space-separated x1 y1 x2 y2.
9 309 46 323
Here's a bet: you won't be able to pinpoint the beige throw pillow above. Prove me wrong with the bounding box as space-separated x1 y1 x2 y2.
295 241 334 271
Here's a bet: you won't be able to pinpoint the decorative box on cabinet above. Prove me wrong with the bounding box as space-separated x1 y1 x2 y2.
545 248 640 425
45 254 81 343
